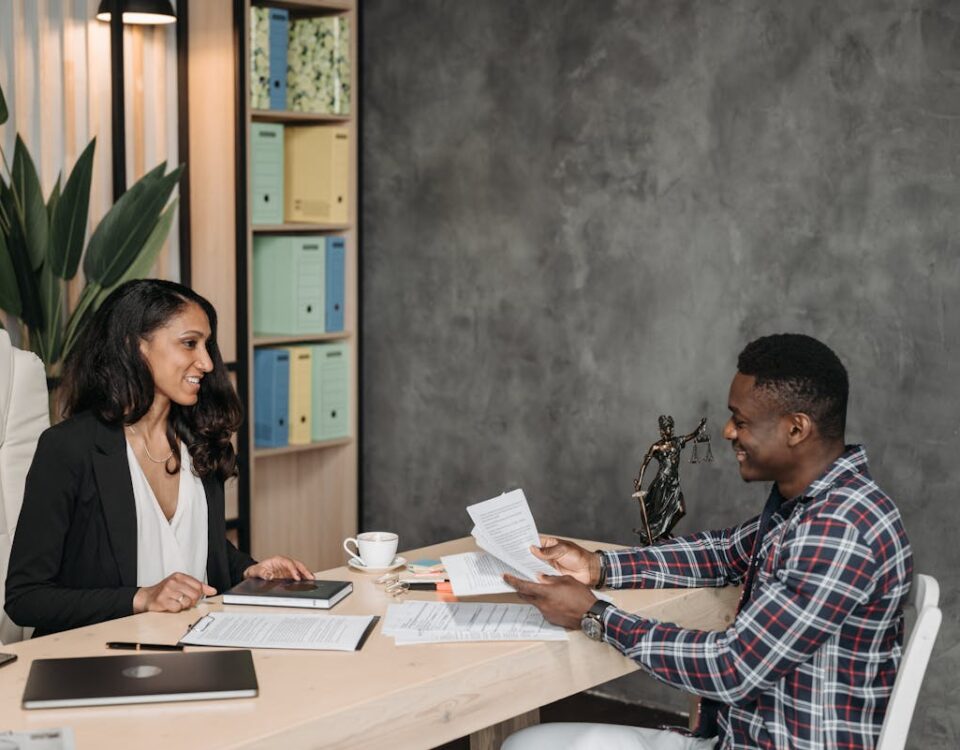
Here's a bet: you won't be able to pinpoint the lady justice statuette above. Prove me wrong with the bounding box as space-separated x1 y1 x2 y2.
632 415 713 545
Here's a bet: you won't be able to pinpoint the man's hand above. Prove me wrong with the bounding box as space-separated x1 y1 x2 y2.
531 535 601 586
243 555 315 581
504 573 597 629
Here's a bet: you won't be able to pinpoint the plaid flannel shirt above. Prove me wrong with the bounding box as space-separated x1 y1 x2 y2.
600 445 912 750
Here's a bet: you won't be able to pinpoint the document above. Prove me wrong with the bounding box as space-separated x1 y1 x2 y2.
382 601 567 645
0 729 74 750
179 611 377 651
442 489 559 595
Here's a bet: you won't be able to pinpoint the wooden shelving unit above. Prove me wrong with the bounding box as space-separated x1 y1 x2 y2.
252 109 350 124
187 0 358 571
252 331 351 347
252 222 350 234
262 0 352 12
254 437 352 459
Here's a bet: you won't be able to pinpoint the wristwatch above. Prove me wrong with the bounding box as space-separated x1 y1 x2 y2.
580 600 614 641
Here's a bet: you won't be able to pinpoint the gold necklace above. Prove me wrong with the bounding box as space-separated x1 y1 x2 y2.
126 424 175 464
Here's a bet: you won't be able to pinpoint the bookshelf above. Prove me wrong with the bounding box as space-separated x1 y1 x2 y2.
187 0 358 571
252 222 350 233
252 109 349 124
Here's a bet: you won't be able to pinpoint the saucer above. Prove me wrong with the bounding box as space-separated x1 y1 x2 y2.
347 556 406 573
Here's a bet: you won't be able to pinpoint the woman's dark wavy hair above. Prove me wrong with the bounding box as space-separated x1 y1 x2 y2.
60 278 242 481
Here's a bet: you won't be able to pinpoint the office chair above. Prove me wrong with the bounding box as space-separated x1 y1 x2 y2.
0 329 49 644
876 573 942 750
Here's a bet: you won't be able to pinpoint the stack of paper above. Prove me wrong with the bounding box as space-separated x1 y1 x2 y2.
400 558 447 583
383 601 567 645
179 612 377 651
441 489 559 596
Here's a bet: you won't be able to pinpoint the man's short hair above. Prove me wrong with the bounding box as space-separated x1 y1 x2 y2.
737 334 849 440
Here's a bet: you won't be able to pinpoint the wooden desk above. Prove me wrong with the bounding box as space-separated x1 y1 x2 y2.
0 537 739 748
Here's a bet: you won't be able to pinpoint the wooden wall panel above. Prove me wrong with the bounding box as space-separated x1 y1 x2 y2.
185 0 236 363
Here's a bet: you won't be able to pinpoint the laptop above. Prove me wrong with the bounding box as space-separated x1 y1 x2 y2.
22 649 258 709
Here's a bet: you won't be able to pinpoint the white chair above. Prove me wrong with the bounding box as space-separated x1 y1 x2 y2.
0 328 49 644
876 573 943 750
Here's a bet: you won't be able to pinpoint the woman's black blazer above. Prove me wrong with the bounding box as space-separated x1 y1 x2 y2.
4 411 255 636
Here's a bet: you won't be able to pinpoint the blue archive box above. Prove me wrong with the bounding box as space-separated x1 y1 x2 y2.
310 342 350 441
268 8 289 110
325 236 345 332
251 123 284 225
254 348 290 448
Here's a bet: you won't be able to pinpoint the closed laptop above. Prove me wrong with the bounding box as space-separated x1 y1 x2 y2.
22 649 258 709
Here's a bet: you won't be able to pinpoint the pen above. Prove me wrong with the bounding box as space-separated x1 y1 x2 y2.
106 641 184 651
406 582 453 592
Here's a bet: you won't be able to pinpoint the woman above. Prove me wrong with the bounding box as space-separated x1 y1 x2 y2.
5 279 312 636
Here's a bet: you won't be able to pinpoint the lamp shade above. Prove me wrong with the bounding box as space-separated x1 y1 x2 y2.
96 0 176 25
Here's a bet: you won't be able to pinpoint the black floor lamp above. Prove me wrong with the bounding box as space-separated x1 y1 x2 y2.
96 0 177 202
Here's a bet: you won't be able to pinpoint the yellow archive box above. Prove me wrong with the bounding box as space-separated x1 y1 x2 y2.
284 125 350 224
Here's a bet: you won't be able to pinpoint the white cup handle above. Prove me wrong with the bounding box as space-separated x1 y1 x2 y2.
343 538 362 563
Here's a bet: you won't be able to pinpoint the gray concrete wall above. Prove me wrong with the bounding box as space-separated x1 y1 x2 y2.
360 1 960 746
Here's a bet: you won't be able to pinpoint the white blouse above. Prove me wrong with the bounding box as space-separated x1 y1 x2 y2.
126 439 209 587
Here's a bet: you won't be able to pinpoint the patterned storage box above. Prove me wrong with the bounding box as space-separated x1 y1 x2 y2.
250 7 270 110
287 15 351 115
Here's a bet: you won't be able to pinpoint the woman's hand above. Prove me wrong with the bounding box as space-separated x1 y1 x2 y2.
243 555 314 581
530 536 602 587
133 572 217 613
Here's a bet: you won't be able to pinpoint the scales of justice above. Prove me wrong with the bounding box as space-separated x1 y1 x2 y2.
632 415 713 545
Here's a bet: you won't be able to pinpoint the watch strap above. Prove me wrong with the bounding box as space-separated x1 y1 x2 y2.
593 550 608 588
588 599 613 620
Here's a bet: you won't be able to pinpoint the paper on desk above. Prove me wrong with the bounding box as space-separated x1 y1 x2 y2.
443 551 524 595
442 489 558 595
383 600 567 644
0 729 75 750
179 611 377 651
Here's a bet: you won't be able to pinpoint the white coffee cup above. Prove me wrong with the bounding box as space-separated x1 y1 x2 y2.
343 531 399 568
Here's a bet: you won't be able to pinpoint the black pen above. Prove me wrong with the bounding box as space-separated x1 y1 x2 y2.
406 582 453 592
106 641 184 651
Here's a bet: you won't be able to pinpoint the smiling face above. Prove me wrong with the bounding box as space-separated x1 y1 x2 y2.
723 372 794 484
138 301 213 408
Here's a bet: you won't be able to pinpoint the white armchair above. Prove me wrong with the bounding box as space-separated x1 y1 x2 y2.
0 328 49 644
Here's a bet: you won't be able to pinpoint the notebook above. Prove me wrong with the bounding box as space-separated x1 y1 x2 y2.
222 578 353 609
21 650 258 709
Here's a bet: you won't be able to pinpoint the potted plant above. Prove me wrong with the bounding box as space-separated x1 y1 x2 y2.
0 79 182 378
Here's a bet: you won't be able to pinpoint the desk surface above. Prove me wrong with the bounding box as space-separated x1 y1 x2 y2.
0 537 739 749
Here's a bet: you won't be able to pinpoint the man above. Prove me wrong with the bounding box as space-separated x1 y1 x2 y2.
503 334 912 750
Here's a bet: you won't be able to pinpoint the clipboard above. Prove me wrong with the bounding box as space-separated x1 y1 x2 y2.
179 612 380 652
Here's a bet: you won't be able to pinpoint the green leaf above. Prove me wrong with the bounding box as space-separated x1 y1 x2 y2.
60 281 101 364
48 139 95 280
0 175 10 233
38 261 63 364
12 135 49 271
47 172 62 224
100 198 178 299
83 163 182 287
0 80 7 125
64 169 180 362
0 227 23 316
0 180 43 329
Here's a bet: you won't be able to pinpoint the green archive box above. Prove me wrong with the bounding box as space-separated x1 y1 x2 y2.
311 342 350 440
251 122 284 225
253 236 325 335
